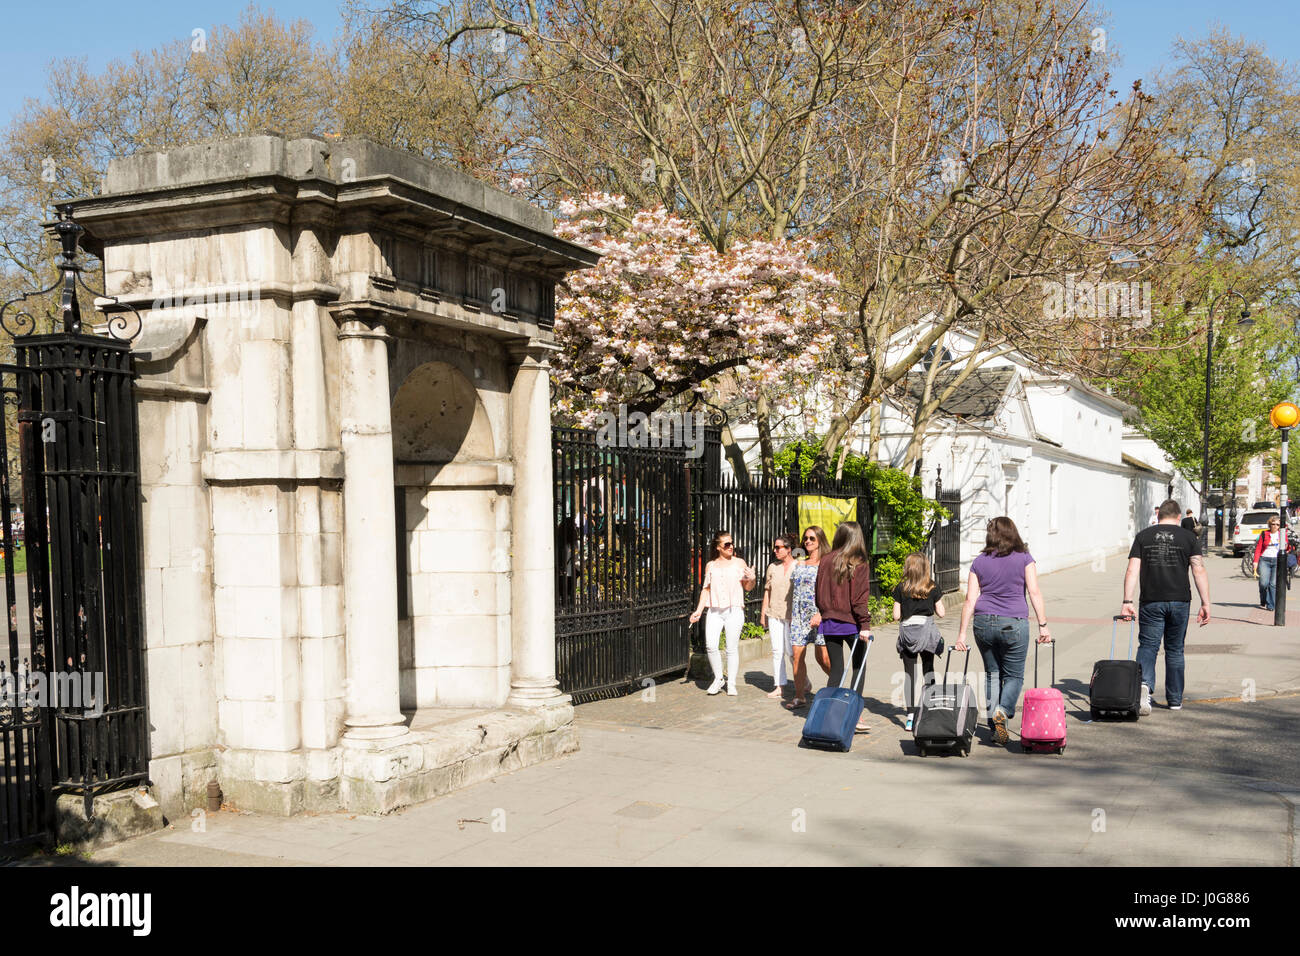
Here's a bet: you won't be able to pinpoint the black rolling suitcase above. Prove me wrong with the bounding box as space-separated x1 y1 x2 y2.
913 648 978 757
1090 615 1142 721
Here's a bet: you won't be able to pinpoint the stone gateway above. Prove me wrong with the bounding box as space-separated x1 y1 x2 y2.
68 134 600 819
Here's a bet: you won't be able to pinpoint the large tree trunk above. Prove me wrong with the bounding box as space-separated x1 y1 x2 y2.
868 402 882 463
719 423 751 490
902 412 931 476
756 390 776 480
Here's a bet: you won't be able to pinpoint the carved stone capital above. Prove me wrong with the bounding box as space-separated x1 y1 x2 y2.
506 337 562 370
332 304 400 341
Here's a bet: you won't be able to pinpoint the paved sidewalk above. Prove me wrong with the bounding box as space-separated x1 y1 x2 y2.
89 705 1297 866
70 550 1300 867
580 547 1300 740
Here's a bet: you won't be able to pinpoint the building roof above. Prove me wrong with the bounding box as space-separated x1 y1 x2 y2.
1122 451 1172 477
901 366 1015 421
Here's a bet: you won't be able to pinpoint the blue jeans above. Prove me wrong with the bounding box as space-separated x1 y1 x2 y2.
1258 556 1277 610
1136 601 1189 707
972 614 1030 720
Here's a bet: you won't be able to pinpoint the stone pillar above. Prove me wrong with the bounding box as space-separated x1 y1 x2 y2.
337 313 407 739
506 341 567 708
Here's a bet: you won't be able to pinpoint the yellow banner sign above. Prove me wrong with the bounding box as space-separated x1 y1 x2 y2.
797 495 857 547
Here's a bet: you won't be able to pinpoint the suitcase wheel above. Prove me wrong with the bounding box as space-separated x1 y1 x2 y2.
917 745 928 758
1090 707 1101 720
1129 708 1140 722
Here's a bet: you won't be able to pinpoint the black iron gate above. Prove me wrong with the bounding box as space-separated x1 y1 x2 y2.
554 424 894 699
553 427 691 702
930 483 962 593
1 212 147 855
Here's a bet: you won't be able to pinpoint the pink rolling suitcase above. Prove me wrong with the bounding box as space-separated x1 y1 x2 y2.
1020 639 1066 754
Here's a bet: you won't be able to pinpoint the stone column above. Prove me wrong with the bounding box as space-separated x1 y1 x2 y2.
337 313 407 739
506 341 567 708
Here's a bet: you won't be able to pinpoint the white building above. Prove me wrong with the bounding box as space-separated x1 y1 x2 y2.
730 329 1199 578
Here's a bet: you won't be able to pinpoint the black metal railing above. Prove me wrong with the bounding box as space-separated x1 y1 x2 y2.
1 210 146 854
24 336 147 811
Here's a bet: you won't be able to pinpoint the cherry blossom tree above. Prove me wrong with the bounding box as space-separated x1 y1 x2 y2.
550 194 844 428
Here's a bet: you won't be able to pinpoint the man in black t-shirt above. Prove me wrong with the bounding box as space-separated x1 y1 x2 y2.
1180 509 1197 532
1120 499 1210 714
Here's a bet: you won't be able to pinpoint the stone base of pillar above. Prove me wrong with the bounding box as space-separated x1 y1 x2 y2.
342 719 411 742
208 703 578 818
56 788 166 852
340 701 577 814
215 747 343 817
505 679 570 709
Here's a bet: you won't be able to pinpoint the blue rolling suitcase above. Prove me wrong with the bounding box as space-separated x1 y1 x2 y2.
801 635 872 752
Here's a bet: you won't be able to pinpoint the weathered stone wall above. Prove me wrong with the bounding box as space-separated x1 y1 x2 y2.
72 134 594 821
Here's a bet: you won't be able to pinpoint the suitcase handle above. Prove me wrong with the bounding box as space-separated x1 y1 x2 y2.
1034 636 1055 689
941 647 971 685
837 633 873 694
1110 615 1136 661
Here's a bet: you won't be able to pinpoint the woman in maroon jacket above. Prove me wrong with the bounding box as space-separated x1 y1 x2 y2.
814 521 874 734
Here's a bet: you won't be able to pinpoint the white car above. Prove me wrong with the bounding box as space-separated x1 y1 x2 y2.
1232 511 1278 556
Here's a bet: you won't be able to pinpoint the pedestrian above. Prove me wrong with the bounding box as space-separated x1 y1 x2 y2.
893 551 946 732
1251 516 1288 611
785 525 832 709
956 516 1051 746
761 535 796 699
689 531 757 696
1149 506 1160 527
1120 499 1211 713
813 520 874 734
1180 509 1197 533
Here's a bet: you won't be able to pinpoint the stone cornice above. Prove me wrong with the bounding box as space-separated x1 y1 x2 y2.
506 338 562 361
67 163 599 273
100 280 342 312
134 379 211 402
201 449 344 483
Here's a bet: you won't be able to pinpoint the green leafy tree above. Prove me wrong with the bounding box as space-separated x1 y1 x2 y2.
1125 309 1299 497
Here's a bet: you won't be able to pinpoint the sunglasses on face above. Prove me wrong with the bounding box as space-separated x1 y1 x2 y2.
720 542 734 549
773 544 788 551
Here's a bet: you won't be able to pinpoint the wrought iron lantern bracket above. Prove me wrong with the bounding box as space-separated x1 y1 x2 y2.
0 207 142 341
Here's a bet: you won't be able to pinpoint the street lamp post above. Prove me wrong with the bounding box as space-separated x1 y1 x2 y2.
1199 291 1252 556
1271 402 1299 627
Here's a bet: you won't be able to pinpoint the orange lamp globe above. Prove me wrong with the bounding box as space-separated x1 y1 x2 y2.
1270 401 1300 429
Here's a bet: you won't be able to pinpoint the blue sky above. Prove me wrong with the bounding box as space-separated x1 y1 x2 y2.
0 0 1296 125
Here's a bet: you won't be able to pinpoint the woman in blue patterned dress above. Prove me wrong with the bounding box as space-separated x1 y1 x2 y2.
786 525 832 708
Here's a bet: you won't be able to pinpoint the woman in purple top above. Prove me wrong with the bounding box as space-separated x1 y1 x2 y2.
956 517 1053 746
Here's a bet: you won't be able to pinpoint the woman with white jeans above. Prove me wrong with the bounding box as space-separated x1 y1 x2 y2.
690 530 756 695
761 535 796 699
